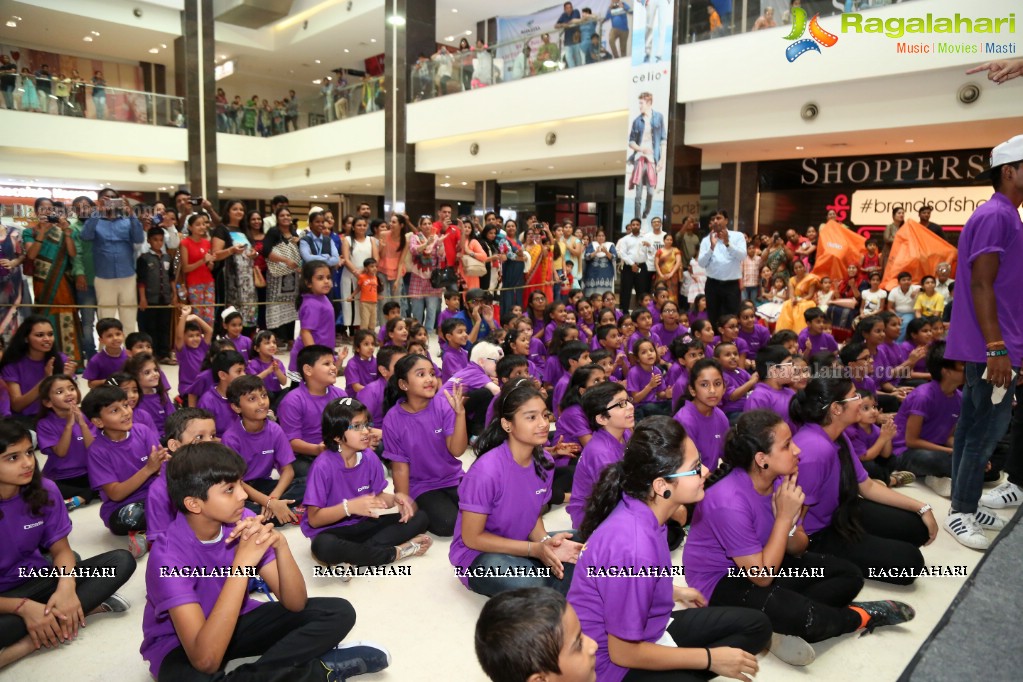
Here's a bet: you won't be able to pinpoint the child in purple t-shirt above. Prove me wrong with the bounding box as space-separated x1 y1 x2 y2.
382 354 469 537
436 290 461 351
0 315 74 417
36 374 97 504
84 317 127 388
140 442 381 680
197 349 247 437
303 397 430 572
845 391 902 487
594 324 629 383
542 325 579 391
715 342 758 422
174 306 213 406
744 345 797 435
344 329 378 397
550 341 591 418
673 358 730 471
246 330 288 398
377 301 401 343
0 420 135 671
278 344 347 480
290 261 337 372
626 339 671 419
125 352 175 435
125 331 172 392
716 314 752 369
84 385 166 557
359 346 407 427
440 317 470 383
668 337 705 413
221 308 252 358
107 372 157 433
798 307 839 358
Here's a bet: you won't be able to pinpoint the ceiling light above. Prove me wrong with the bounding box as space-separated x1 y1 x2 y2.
465 30 472 35
217 189 225 194
148 47 159 53
548 165 555 169
5 21 16 28
444 35 455 41
461 182 468 186
91 31 101 36
440 183 451 188
370 38 376 43
219 54 227 60
83 36 94 42
387 15 406 26
795 146 804 150
365 183 372 187
452 8 459 13
11 16 21 21
160 43 167 48
311 195 318 198
312 78 321 84
343 48 350 53
905 138 914 143
491 171 497 174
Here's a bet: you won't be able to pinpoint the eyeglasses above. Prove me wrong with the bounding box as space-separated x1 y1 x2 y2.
664 458 703 479
835 395 863 404
347 422 371 432
605 397 634 411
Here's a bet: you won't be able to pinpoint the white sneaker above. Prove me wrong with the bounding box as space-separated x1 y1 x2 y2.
980 480 1023 509
943 512 990 550
973 506 1007 531
769 633 816 666
924 476 952 498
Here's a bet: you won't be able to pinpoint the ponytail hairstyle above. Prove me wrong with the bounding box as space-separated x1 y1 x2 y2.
581 381 628 431
579 416 687 540
852 315 882 346
473 379 553 479
383 353 430 413
124 352 171 406
559 364 605 414
789 376 863 542
0 420 50 520
708 410 782 488
295 260 331 310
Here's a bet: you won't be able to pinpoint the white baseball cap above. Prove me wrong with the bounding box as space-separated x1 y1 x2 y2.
979 134 1023 179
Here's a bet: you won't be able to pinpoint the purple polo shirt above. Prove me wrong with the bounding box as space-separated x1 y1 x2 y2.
739 325 772 356
441 347 468 383
673 401 729 471
627 330 659 355
797 329 839 356
670 367 691 406
792 423 868 536
227 334 252 358
141 509 275 678
684 467 775 599
247 357 283 393
36 412 95 480
891 381 962 455
83 348 127 382
382 393 462 499
0 478 72 592
552 373 571 417
278 384 346 447
87 423 161 528
289 293 336 371
132 404 157 433
744 383 797 434
137 392 175 435
652 323 687 356
1 354 67 416
722 367 753 414
450 443 554 587
845 423 880 459
567 429 629 528
222 419 295 481
301 449 387 537
900 341 928 373
197 386 239 437
626 365 664 406
568 495 675 682
947 192 1023 365
177 340 208 397
529 336 547 362
344 355 378 397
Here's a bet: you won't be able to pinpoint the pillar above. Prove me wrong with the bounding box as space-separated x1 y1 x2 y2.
174 0 217 198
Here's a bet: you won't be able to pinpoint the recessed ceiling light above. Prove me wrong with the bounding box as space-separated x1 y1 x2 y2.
370 38 376 43
452 8 458 12
83 36 94 42
464 30 472 35
444 35 455 41
491 171 497 174
387 15 406 26
219 54 227 60
343 48 350 53
148 47 159 53
160 43 167 48
440 183 451 188
444 175 450 179
461 182 468 186
905 138 914 143
312 79 321 84
548 165 555 169
217 189 225 194
795 146 804 150
6 21 17 28
311 195 318 199
314 59 321 64
12 16 21 21
365 183 372 187
91 31 101 36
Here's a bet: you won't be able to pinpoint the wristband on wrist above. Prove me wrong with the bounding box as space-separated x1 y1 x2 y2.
986 341 1006 349
540 535 552 543
987 349 1009 357
918 504 932 516
526 541 532 558
705 648 712 671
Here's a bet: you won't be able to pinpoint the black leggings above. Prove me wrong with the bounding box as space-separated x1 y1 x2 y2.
291 455 314 481
52 474 99 504
709 552 863 643
551 463 576 506
464 387 494 436
0 550 136 647
310 512 430 566
809 499 927 585
157 597 355 682
621 606 772 681
861 456 897 484
416 486 460 537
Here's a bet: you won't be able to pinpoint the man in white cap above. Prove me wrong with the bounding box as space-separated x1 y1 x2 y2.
943 134 1023 550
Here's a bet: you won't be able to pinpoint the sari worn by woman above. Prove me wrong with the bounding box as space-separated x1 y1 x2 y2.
0 226 25 340
524 241 554 307
654 245 681 302
764 244 791 281
24 225 82 364
775 271 820 333
224 230 258 328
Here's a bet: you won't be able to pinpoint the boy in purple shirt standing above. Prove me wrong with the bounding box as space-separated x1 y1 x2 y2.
84 318 127 388
196 350 247 437
797 307 838 358
440 317 470 383
174 306 213 407
140 442 388 680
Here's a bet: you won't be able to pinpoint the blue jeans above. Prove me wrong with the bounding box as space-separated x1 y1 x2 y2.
92 93 106 120
379 277 406 320
950 362 1016 514
897 312 914 342
2 85 14 110
564 43 584 68
76 284 97 359
742 286 758 302
466 543 577 597
409 294 440 332
898 447 951 477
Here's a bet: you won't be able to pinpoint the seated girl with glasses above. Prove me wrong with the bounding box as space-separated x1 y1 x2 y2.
685 410 916 668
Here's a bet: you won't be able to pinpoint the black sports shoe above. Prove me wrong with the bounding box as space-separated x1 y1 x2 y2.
852 600 915 634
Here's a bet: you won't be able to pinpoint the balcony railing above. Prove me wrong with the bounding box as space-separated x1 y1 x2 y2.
2 77 185 127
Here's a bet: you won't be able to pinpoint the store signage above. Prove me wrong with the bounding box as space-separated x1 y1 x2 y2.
759 149 988 191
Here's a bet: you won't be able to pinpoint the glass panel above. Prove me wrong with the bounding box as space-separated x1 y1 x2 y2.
9 78 185 127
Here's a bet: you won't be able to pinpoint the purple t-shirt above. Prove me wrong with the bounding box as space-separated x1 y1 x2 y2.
0 478 72 592
568 495 675 682
900 341 928 373
83 348 127 382
673 401 729 471
444 363 494 394
721 336 751 358
554 404 589 446
1 354 67 416
875 341 908 387
227 334 252 358
946 192 1023 365
247 356 284 393
290 294 336 371
141 509 276 679
552 373 571 417
626 330 658 355
441 347 469 383
543 355 566 389
137 392 175 435
132 404 158 433
37 412 95 480
357 379 387 426
670 367 691 408
222 419 295 481
793 423 868 536
450 443 554 587
797 329 839 356
722 367 753 414
845 423 880 459
382 394 462 499
744 383 797 434
145 467 174 543
739 325 771 356
87 423 161 528
437 308 457 334
543 321 561 346
529 336 547 362
626 365 664 406
177 340 208 397
567 429 628 528
344 355 378 397
684 467 775 599
301 449 387 537
892 381 962 455
197 387 238 437
278 384 346 447
652 323 687 351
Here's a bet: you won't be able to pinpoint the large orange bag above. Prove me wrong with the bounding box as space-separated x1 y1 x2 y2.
811 220 866 282
881 220 957 290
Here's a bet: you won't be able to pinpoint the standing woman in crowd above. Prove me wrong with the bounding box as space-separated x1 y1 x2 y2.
378 213 411 318
499 219 527 315
764 233 791 282
478 222 501 296
178 212 216 326
263 207 302 349
524 224 557 308
244 210 268 333
584 229 618 296
210 200 252 333
24 198 82 365
340 216 377 335
459 220 488 293
568 416 772 682
407 215 445 331
882 206 905 272
654 232 682 303
0 211 25 340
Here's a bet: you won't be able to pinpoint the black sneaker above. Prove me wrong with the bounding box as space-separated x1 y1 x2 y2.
322 641 391 679
852 600 915 634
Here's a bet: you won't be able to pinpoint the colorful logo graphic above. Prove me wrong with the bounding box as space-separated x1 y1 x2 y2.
783 8 839 62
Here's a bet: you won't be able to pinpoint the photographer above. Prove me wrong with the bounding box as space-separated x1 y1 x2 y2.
24 197 83 365
81 188 145 333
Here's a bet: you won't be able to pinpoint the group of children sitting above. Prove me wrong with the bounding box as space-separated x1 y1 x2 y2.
0 268 998 680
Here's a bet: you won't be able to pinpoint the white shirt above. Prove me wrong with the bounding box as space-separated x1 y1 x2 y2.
887 285 920 314
861 288 887 315
640 229 665 269
616 233 646 267
697 230 747 281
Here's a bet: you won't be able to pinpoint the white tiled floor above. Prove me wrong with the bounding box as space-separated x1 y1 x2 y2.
6 347 1009 682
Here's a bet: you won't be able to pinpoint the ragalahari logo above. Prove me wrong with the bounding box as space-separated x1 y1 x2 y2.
784 7 839 62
